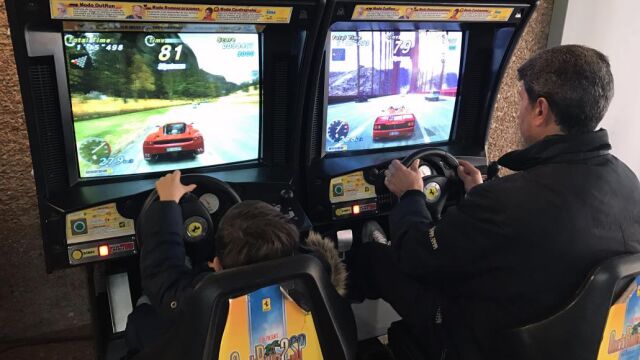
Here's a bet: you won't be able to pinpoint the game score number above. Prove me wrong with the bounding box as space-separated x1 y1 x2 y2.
158 45 183 61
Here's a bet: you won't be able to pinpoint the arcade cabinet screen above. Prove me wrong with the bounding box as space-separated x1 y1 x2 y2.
325 30 462 154
63 31 260 178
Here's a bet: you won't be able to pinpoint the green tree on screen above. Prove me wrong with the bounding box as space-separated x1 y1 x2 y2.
93 46 128 99
130 53 156 98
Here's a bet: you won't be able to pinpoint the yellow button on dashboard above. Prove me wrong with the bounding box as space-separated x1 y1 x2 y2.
71 250 83 260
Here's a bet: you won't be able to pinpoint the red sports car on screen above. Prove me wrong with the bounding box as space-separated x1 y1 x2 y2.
372 106 416 141
143 122 204 161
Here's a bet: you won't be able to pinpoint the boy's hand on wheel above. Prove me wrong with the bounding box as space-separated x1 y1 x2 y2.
156 170 197 203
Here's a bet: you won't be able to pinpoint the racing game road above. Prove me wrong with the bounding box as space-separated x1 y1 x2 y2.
76 91 259 177
325 94 455 152
325 30 462 153
65 31 260 178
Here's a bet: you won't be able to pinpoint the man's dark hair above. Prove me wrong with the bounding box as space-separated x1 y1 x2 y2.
205 7 213 12
517 45 614 134
215 200 298 269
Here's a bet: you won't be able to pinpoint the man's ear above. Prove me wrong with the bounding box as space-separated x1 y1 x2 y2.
533 97 552 127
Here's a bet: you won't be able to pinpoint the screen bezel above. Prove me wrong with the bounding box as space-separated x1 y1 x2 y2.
60 25 264 184
321 26 466 159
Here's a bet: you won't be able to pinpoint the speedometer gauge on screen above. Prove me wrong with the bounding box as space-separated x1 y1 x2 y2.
63 28 260 178
324 30 462 154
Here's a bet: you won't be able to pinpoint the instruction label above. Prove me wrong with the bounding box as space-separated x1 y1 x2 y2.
352 5 514 22
66 202 135 244
50 1 293 24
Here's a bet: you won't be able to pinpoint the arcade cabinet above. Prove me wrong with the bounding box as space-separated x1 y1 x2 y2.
302 0 537 342
5 0 324 357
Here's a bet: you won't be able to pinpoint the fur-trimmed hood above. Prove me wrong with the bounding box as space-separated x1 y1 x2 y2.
302 231 348 297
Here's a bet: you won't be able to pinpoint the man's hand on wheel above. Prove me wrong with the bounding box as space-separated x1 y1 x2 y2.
457 160 483 192
385 159 423 198
156 170 197 203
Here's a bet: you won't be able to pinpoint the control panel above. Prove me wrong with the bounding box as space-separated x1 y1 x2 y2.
68 237 136 265
329 171 380 220
65 203 137 265
325 161 440 221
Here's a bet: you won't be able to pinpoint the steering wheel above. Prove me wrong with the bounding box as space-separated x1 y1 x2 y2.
401 148 464 220
138 174 241 266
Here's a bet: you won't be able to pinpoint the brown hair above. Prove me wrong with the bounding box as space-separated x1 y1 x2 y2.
517 45 614 134
215 200 298 269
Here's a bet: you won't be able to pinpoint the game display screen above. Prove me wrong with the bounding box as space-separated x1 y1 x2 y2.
325 30 462 154
64 30 260 178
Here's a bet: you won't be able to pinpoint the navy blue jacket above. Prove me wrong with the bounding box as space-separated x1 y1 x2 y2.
139 202 348 322
390 129 640 358
139 201 207 321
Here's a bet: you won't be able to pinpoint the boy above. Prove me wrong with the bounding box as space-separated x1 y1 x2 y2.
125 170 346 354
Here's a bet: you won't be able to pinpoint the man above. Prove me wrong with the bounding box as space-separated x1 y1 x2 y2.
56 3 68 17
399 7 414 20
449 8 461 20
202 7 214 21
353 45 640 359
126 5 145 20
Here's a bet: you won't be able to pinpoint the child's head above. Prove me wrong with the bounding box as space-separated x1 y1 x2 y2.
214 200 298 269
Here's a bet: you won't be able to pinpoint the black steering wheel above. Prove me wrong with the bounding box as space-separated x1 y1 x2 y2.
138 174 241 266
401 148 464 220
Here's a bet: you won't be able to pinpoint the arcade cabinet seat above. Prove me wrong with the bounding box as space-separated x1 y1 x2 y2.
133 254 357 360
387 253 640 360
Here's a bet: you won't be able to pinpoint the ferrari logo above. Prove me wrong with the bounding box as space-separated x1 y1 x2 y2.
184 216 207 241
187 222 203 237
262 298 271 312
424 182 441 203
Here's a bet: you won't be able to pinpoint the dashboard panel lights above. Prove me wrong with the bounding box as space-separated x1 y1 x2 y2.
98 245 110 257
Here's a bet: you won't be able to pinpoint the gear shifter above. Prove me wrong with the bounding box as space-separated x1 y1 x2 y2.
279 189 295 217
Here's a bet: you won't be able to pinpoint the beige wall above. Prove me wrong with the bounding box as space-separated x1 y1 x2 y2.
0 1 553 338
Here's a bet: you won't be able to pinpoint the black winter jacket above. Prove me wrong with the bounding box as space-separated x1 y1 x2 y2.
389 129 640 358
139 201 347 322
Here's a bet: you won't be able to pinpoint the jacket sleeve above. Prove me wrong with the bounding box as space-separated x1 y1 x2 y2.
139 201 200 320
390 184 507 281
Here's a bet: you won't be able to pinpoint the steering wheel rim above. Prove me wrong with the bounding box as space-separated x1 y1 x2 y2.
401 148 462 220
140 174 241 211
137 174 242 264
401 148 459 170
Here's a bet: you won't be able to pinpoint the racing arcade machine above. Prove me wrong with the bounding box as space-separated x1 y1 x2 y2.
5 0 324 357
302 0 537 342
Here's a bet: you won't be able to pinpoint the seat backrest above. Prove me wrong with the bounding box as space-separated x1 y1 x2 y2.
135 254 357 360
494 253 640 360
